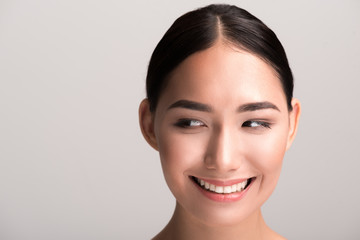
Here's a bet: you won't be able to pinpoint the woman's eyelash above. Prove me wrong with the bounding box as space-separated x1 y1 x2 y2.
242 120 271 129
174 119 205 128
174 119 270 129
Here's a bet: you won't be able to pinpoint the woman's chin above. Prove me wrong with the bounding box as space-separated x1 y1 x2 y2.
176 200 262 228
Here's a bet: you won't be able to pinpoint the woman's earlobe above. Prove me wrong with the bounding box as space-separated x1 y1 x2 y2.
286 98 301 151
139 99 159 151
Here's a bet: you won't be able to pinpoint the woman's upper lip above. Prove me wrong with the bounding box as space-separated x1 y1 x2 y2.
193 176 252 186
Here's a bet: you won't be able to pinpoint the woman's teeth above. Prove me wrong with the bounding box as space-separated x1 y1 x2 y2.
194 177 250 194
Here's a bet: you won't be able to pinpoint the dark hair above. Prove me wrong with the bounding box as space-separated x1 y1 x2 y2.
146 4 293 112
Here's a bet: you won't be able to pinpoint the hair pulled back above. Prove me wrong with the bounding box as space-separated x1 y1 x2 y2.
146 4 293 112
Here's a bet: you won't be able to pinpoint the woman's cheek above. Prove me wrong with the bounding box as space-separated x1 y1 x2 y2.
247 130 288 174
157 128 205 190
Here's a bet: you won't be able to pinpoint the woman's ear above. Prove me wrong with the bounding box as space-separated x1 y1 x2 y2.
286 98 301 151
139 99 159 151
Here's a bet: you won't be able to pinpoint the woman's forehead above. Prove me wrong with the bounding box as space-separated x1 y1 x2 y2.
157 43 286 112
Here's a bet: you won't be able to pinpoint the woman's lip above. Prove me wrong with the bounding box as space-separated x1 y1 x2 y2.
192 176 250 186
191 177 255 203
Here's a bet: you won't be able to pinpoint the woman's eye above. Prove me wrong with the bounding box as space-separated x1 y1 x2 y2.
174 119 205 128
242 120 271 129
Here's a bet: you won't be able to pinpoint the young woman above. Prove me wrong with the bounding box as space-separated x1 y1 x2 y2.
139 4 300 240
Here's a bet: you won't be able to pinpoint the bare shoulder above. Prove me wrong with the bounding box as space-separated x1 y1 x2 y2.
276 235 287 240
269 230 287 240
151 232 164 240
151 229 172 240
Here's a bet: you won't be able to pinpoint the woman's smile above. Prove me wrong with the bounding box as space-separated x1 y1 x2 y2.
190 176 256 202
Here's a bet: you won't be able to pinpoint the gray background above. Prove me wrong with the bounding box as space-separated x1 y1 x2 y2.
1 0 359 239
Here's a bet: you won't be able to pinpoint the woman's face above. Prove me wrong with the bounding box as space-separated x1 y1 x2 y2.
141 42 299 226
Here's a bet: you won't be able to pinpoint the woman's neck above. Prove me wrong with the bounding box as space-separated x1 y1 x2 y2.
152 202 285 240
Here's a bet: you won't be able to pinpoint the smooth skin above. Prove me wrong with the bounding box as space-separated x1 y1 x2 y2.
139 40 301 240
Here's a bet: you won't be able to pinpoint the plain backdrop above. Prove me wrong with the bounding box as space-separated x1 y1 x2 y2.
1 0 359 239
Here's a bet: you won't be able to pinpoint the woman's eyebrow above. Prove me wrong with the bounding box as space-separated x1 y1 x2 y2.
167 100 212 112
237 101 280 112
167 100 280 112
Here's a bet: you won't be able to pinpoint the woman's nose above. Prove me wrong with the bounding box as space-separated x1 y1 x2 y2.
204 126 241 172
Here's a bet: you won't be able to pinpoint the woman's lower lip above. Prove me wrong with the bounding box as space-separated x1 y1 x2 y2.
191 177 253 203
